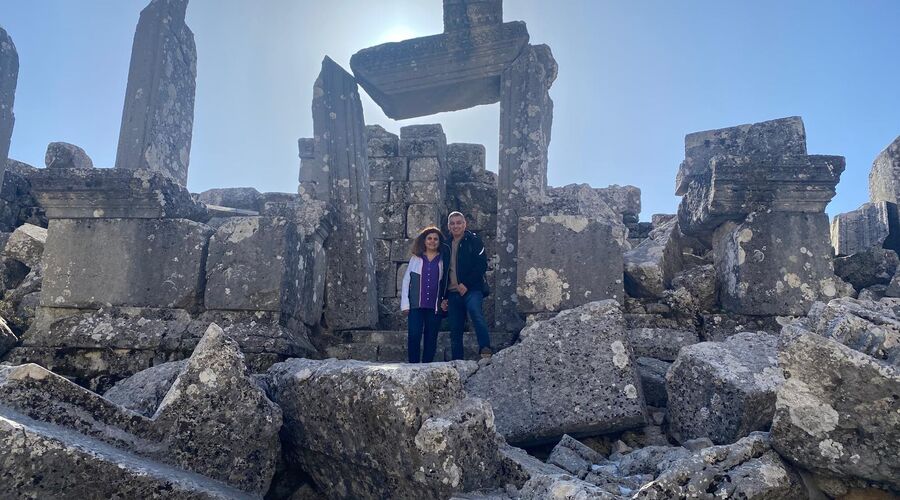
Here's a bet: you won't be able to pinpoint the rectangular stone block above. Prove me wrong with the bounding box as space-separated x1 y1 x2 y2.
678 154 845 238
350 23 529 120
205 217 295 312
374 239 391 262
390 238 414 262
29 168 207 221
41 218 212 309
373 203 407 239
714 212 846 316
376 259 396 298
869 135 900 204
297 137 316 159
365 124 399 158
408 157 441 181
407 204 442 238
391 181 444 205
396 263 408 297
369 157 408 182
370 181 390 203
447 143 486 184
516 216 624 314
399 125 447 159
676 116 807 196
831 201 899 256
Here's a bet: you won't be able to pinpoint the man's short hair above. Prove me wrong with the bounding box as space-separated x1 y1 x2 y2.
447 211 466 222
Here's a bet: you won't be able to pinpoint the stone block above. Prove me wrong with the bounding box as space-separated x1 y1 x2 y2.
197 187 261 212
373 202 406 239
205 216 294 312
297 137 316 159
399 124 447 158
406 203 442 238
446 143 486 183
267 359 508 498
678 153 845 238
448 181 497 232
869 135 900 204
369 156 407 181
103 359 188 417
831 201 900 256
0 27 18 189
667 333 783 445
2 223 47 268
624 218 683 298
350 23 529 119
310 57 378 330
714 211 846 316
597 184 641 219
803 297 900 367
376 259 396 298
369 180 390 203
115 0 196 186
636 357 670 408
29 167 207 220
396 263 408 297
834 247 899 290
45 141 93 169
392 180 444 204
626 327 699 362
374 238 390 262
408 157 442 181
516 215 624 314
365 124 399 157
41 218 212 309
772 328 900 490
390 238 414 262
676 116 807 196
465 301 646 445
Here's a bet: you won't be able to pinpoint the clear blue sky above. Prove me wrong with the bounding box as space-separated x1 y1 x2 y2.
3 1 899 219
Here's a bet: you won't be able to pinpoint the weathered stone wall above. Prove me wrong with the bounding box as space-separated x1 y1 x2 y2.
0 27 18 189
367 124 499 330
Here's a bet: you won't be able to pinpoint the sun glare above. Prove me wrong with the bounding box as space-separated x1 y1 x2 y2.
377 26 418 44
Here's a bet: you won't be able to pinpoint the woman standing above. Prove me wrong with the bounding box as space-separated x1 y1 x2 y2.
400 226 449 363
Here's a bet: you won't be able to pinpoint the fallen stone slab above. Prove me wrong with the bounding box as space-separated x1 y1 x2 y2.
516 216 624 314
44 141 93 169
833 247 899 290
196 187 261 211
625 327 699 362
0 323 282 495
667 332 783 445
803 297 900 367
624 218 683 298
869 135 900 205
465 300 646 445
2 222 46 268
267 358 508 499
547 434 604 476
772 329 900 490
635 357 670 408
103 359 188 417
29 167 207 220
634 432 805 499
0 405 253 500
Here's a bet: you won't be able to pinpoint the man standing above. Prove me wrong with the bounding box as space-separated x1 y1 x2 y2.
443 211 492 359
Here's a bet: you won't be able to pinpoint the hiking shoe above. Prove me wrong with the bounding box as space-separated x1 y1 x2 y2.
479 347 493 359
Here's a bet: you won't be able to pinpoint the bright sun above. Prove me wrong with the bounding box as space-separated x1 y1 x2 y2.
377 26 419 44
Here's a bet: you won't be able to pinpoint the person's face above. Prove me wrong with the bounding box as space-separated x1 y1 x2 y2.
424 232 440 251
448 215 466 237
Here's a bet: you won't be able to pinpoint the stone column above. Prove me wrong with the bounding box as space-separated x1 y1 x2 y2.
495 44 556 331
115 0 196 186
306 57 378 330
0 26 18 188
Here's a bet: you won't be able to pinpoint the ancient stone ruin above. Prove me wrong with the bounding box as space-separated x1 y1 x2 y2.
0 0 898 499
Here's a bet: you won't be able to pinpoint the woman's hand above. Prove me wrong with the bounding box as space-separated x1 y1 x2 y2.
402 309 409 316
440 299 448 312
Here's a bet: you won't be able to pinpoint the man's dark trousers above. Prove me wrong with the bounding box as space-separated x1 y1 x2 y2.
448 290 491 360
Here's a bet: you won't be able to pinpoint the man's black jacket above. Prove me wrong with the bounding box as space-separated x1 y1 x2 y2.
442 230 489 296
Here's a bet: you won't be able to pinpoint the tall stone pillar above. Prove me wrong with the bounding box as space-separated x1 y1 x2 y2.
0 26 18 188
115 0 196 186
305 57 378 330
495 44 556 331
